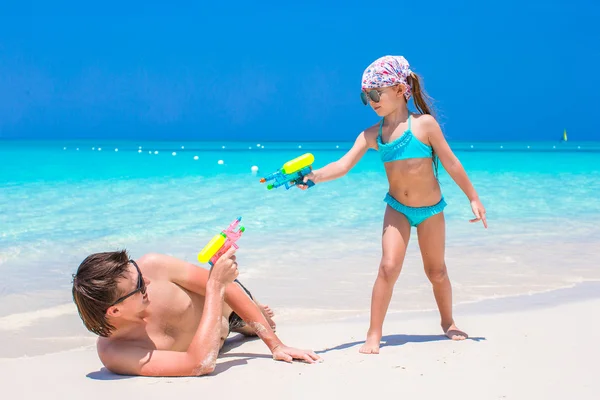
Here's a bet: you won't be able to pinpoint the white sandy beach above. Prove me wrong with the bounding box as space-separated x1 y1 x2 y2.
2 287 598 400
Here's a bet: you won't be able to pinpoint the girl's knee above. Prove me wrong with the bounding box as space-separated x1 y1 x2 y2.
378 259 403 282
425 265 448 284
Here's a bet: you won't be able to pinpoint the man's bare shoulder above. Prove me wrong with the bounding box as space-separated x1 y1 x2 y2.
97 328 207 377
97 336 151 374
97 336 145 358
136 253 172 280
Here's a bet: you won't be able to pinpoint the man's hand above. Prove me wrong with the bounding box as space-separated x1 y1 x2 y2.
208 246 238 285
272 345 322 364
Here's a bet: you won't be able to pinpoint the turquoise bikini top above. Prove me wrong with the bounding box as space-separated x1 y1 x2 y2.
376 115 433 162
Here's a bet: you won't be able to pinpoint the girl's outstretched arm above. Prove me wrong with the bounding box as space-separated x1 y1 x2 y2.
423 115 488 228
297 130 375 189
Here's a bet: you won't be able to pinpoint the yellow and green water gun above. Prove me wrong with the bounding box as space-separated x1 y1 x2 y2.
198 217 245 266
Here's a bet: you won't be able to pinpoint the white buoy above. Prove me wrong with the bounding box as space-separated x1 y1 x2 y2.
172 152 177 156
138 149 142 153
194 156 199 160
470 145 474 148
139 146 142 149
251 165 258 173
148 151 151 154
222 146 226 149
261 145 265 149
553 146 556 149
500 146 503 149
154 151 159 154
249 146 252 149
92 147 95 150
76 148 79 151
527 146 530 149
115 148 119 152
98 148 102 151
181 146 185 149
298 145 302 148
336 145 339 149
257 143 261 147
218 160 224 165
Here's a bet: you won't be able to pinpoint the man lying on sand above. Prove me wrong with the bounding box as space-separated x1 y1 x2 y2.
72 247 321 377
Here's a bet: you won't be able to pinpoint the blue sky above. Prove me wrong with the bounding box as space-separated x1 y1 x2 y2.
1 1 598 141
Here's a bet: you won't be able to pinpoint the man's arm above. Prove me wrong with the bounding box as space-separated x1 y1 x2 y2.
141 252 320 363
100 248 238 377
142 252 283 351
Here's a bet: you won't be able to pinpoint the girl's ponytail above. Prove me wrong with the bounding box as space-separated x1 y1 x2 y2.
407 72 439 178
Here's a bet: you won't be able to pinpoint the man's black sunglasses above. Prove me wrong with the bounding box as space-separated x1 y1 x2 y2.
108 260 146 307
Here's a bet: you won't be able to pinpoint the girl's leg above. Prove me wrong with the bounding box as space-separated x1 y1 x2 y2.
359 205 411 354
416 212 468 340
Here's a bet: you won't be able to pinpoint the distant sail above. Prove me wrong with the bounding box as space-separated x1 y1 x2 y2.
562 129 568 142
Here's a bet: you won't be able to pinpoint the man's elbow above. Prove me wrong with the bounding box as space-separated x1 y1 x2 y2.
191 361 217 376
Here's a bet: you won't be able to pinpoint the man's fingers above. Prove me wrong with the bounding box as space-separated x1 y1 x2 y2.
277 354 293 363
224 246 237 257
302 354 315 364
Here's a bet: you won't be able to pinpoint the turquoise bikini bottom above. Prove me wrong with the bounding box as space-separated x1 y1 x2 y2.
384 193 447 227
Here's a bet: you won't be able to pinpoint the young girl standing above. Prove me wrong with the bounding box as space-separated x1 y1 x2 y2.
298 55 487 353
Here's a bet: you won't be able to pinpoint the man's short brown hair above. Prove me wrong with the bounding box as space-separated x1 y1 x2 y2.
72 250 131 337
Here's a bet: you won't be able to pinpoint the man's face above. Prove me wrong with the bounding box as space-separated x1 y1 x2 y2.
108 261 150 317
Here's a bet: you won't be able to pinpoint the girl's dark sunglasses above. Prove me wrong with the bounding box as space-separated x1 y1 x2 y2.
360 89 383 105
108 260 146 307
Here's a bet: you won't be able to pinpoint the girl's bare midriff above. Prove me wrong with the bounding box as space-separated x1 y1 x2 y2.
384 157 441 207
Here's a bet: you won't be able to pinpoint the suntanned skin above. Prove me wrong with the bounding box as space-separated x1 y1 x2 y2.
298 84 487 353
97 247 321 377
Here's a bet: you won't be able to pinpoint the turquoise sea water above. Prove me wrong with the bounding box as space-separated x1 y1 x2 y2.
1 139 600 352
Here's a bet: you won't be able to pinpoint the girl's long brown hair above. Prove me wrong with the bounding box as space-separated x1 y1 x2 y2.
406 72 439 177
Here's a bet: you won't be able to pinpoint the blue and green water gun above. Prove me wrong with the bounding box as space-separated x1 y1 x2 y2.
259 153 316 190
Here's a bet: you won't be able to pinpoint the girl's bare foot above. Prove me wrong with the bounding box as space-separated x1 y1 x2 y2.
359 332 382 354
443 322 468 340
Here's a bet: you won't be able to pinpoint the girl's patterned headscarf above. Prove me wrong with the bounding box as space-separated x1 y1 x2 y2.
361 55 413 100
